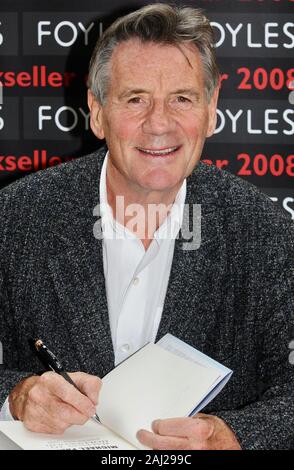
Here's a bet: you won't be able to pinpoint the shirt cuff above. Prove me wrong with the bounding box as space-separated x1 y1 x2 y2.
0 397 15 421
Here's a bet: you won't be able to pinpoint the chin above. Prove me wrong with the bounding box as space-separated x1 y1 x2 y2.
140 173 181 192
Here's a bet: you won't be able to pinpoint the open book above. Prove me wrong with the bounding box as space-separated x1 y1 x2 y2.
0 334 232 450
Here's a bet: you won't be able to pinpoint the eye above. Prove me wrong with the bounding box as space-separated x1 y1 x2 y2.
177 96 191 103
127 96 143 104
170 95 193 110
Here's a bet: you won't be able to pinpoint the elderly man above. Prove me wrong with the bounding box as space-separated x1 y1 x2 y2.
0 4 293 450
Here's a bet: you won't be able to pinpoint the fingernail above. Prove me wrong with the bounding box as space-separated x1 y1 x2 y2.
136 429 143 438
152 419 160 431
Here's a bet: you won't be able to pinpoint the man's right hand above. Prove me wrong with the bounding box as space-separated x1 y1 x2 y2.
8 371 102 434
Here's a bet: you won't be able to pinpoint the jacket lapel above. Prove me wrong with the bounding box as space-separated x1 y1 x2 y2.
156 168 228 356
47 239 114 377
47 148 115 377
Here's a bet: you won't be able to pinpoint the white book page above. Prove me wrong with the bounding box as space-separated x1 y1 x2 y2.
0 420 136 450
97 343 220 449
157 334 232 377
157 334 233 414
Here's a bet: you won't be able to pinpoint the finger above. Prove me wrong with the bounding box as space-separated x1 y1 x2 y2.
42 395 90 426
192 416 215 440
152 417 195 437
137 429 189 450
152 417 213 440
38 372 96 418
68 372 102 406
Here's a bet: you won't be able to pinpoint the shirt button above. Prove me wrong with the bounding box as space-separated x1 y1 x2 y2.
133 276 139 285
120 343 130 353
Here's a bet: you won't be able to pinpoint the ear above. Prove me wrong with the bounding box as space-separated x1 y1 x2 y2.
87 89 105 140
206 85 220 138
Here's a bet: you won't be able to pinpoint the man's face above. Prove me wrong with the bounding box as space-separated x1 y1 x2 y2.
89 39 219 193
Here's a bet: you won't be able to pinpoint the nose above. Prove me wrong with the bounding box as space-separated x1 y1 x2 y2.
142 99 176 135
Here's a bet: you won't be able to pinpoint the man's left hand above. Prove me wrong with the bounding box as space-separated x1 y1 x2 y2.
136 413 241 450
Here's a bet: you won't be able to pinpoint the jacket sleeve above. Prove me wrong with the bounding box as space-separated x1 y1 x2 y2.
0 397 14 421
214 201 294 449
0 189 35 410
0 266 36 410
214 297 294 449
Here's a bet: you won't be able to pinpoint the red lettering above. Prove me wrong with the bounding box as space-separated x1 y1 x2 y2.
18 156 33 171
48 72 63 87
5 156 17 171
48 156 62 166
16 72 31 87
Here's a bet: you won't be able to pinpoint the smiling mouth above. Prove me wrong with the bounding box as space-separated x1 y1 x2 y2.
136 146 180 157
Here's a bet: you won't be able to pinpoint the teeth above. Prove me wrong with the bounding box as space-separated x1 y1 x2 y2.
138 146 178 155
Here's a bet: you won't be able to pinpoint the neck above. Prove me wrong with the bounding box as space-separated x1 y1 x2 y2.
106 159 182 250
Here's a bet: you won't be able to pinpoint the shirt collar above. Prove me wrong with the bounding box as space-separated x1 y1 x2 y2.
99 151 187 242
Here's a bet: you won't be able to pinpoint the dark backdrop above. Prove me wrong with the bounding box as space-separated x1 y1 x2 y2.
0 0 293 219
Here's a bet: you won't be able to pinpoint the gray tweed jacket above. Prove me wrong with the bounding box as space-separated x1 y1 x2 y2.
0 146 293 449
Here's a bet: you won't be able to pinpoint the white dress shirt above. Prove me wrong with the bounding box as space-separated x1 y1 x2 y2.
101 152 186 365
0 152 186 419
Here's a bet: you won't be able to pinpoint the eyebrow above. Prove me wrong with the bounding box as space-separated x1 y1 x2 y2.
118 88 200 100
118 89 148 100
172 89 200 100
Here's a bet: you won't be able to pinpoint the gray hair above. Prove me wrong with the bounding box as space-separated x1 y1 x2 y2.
87 3 220 104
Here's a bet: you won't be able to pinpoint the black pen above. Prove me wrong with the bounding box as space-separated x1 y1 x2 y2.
32 338 101 424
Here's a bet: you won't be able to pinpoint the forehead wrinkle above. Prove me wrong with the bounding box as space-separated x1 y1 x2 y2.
109 40 204 97
112 40 194 73
176 44 193 69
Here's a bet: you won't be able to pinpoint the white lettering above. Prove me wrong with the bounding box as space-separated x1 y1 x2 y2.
55 106 78 131
38 106 90 131
283 198 294 220
265 109 278 134
214 108 292 136
0 21 3 46
77 22 94 46
225 109 243 134
214 109 226 134
265 23 279 48
283 22 294 49
247 23 262 48
247 109 262 134
37 20 95 47
225 23 243 48
54 21 77 47
38 106 52 130
0 106 4 130
210 22 226 48
211 21 293 49
283 110 294 135
38 21 51 46
78 107 90 130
